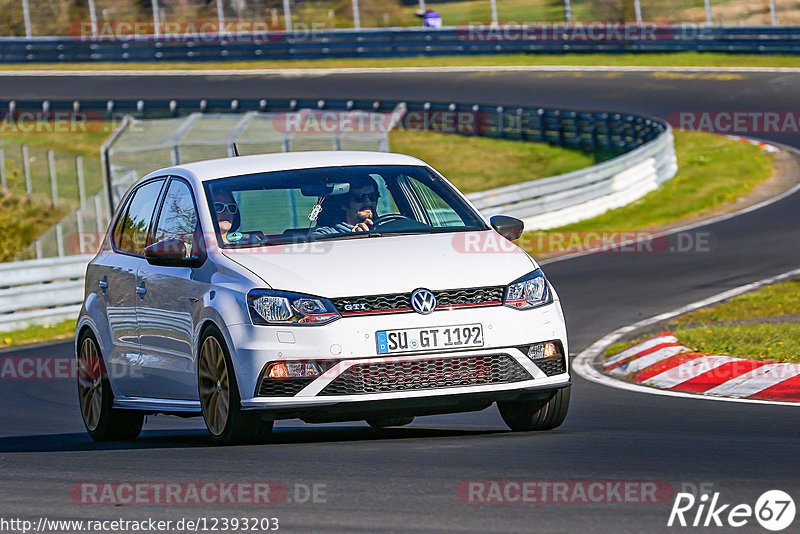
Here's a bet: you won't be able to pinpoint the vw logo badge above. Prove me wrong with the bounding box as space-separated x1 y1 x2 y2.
411 288 437 315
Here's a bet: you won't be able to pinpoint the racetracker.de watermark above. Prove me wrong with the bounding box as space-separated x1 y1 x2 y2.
451 230 715 255
70 482 327 505
457 480 674 504
456 22 711 42
0 356 142 380
0 111 123 135
669 111 800 135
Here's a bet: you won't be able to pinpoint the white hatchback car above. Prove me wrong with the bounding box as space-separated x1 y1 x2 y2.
76 151 570 445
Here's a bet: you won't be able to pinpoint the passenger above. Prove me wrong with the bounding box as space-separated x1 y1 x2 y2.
315 175 380 234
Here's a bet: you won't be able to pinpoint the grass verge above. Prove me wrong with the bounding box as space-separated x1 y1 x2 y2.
2 52 800 71
388 130 593 193
0 191 70 262
0 318 77 349
519 131 775 256
605 278 800 363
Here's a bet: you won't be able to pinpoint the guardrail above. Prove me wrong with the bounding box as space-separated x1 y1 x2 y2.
0 255 92 331
0 97 674 331
468 127 676 229
0 25 799 63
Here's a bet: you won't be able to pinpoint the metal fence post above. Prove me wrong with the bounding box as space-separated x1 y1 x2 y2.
76 208 85 253
34 239 42 259
563 0 572 24
22 144 32 201
48 149 58 206
283 0 292 32
634 0 642 24
352 0 361 30
56 223 65 257
769 0 777 25
152 0 161 38
489 0 498 26
100 115 131 217
704 0 712 25
216 0 225 34
76 156 87 210
0 148 6 194
88 0 99 37
94 195 105 233
21 0 32 37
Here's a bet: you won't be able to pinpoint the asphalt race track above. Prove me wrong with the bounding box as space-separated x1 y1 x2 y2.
1 69 799 533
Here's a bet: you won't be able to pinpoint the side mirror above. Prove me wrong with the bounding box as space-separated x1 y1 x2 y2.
144 238 203 268
490 215 524 241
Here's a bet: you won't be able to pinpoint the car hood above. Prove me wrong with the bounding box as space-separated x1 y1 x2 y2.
221 230 537 297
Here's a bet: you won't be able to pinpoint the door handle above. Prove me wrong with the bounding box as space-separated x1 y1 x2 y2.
136 284 147 296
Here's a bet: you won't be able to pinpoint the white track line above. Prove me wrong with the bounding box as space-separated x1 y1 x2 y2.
610 345 688 376
572 267 800 407
3 65 800 77
704 363 800 398
603 334 677 367
641 356 738 389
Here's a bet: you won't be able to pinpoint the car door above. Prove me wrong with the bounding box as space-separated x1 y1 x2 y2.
135 177 207 400
100 178 166 398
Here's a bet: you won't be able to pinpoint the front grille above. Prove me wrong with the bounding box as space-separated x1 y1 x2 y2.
436 287 504 308
533 354 568 377
332 293 410 315
332 286 505 316
257 378 315 397
319 353 531 396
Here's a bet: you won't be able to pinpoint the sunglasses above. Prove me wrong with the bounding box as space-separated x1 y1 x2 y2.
351 192 380 203
214 202 238 214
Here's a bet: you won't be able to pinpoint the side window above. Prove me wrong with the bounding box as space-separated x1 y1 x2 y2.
153 180 199 251
115 179 165 254
407 177 465 227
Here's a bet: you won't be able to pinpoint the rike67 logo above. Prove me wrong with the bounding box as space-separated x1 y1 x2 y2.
668 489 795 531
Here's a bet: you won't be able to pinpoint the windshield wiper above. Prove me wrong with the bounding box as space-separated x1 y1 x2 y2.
311 232 383 242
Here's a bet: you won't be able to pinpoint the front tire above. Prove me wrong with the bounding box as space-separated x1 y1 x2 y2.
497 386 570 431
198 326 273 445
77 330 144 441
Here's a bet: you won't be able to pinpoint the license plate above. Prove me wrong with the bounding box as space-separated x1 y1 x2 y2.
376 324 484 355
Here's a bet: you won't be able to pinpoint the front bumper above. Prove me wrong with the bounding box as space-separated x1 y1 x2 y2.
224 302 569 412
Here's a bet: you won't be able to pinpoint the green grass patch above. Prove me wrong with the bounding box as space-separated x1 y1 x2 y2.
0 191 70 262
520 130 774 255
388 130 593 194
3 52 800 71
0 122 110 159
0 318 77 346
671 278 800 325
674 324 800 363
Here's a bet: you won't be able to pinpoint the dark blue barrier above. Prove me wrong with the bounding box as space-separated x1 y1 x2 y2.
0 25 799 63
0 97 667 163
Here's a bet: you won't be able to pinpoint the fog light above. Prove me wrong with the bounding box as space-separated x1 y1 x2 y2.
267 361 321 379
527 342 559 360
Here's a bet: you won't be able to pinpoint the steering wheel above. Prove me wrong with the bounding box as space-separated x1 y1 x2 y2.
372 213 413 227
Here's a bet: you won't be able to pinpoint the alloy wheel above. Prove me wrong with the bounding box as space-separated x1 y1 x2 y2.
198 335 230 436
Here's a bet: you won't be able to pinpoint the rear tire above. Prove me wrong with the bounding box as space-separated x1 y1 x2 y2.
497 386 570 431
198 325 273 445
77 329 144 441
365 416 415 428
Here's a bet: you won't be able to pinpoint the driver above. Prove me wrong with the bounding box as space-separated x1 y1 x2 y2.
314 175 380 234
211 189 241 244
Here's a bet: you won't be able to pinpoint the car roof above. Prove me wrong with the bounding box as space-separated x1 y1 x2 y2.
175 151 427 182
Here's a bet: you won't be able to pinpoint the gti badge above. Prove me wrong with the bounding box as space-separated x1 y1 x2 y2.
411 288 437 315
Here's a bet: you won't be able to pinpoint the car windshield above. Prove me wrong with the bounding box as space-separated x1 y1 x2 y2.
202 164 488 248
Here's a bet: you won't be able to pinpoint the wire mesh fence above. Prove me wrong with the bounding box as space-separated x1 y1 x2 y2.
106 109 396 205
0 139 109 260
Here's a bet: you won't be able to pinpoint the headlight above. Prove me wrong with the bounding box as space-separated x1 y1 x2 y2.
248 290 340 325
504 269 552 310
